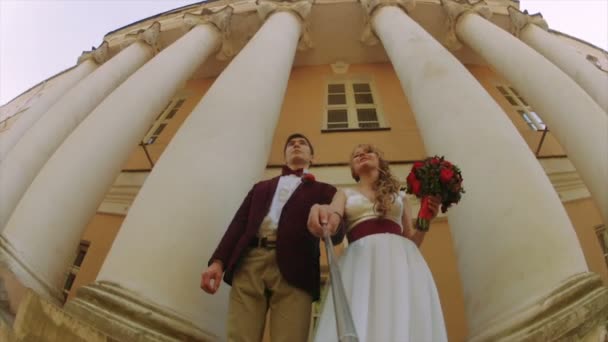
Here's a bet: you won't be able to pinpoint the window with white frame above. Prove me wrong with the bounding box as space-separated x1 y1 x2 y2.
62 240 90 302
142 98 186 145
325 81 386 130
496 85 546 131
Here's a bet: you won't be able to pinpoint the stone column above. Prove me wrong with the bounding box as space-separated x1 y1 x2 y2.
509 7 608 113
0 23 159 231
0 7 231 307
362 0 607 340
442 0 608 226
0 55 98 160
66 1 310 340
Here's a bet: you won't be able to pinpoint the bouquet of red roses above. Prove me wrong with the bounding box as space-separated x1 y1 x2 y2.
406 156 465 231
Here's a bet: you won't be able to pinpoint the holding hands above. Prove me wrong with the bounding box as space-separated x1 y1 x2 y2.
307 204 340 238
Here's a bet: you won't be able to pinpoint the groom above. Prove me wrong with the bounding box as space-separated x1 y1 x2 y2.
201 133 344 341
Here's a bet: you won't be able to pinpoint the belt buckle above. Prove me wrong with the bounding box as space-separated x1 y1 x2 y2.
259 237 276 249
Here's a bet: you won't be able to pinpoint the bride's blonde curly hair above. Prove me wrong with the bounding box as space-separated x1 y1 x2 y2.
350 144 401 216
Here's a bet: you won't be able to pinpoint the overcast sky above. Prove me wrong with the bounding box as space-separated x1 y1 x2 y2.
1 0 606 105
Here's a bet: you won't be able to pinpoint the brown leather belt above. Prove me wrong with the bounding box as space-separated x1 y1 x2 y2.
249 237 277 249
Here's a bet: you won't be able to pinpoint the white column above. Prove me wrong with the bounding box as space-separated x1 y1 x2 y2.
0 8 229 304
0 24 158 231
364 0 604 339
443 1 608 225
509 7 608 113
0 56 98 160
67 1 310 340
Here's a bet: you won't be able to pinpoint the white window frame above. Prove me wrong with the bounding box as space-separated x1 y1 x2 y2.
323 77 388 131
142 98 186 145
496 85 546 131
62 240 90 302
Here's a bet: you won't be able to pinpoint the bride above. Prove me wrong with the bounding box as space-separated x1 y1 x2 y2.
307 144 447 342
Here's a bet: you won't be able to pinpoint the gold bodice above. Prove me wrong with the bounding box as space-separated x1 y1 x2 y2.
343 188 404 232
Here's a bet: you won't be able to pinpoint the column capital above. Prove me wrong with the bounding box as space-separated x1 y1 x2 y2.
359 0 416 46
184 6 234 60
77 41 109 65
508 6 548 37
440 0 492 50
256 0 313 51
122 21 162 53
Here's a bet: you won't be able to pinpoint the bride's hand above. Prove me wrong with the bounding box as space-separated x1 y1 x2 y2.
308 204 332 238
427 195 441 220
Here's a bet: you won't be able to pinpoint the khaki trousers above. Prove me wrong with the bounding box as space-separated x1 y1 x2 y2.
227 248 312 342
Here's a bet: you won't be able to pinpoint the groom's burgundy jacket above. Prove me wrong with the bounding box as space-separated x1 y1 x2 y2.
209 175 344 300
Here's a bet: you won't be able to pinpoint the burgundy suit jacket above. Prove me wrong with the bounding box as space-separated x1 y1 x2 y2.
209 175 343 300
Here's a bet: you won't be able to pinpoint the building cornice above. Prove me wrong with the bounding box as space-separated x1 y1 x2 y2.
101 157 590 216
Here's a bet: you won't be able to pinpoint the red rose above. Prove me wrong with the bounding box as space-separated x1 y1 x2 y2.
411 179 421 196
302 173 315 183
441 161 452 168
430 157 441 166
440 168 454 184
406 171 418 184
412 161 424 170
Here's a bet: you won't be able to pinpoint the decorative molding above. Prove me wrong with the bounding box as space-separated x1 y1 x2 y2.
77 41 109 65
183 6 235 60
256 0 313 51
440 0 492 51
359 0 416 17
359 0 415 46
65 281 218 342
103 159 589 216
330 61 350 74
122 21 162 53
97 171 148 216
470 273 608 342
538 158 591 203
507 6 549 38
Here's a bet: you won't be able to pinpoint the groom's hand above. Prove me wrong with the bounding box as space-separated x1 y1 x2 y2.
308 204 330 238
201 260 223 294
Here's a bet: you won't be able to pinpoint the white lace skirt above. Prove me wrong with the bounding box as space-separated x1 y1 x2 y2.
313 233 448 342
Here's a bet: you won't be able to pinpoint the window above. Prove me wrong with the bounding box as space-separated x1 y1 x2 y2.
62 240 90 302
497 85 546 131
142 98 186 145
595 224 608 268
324 81 386 131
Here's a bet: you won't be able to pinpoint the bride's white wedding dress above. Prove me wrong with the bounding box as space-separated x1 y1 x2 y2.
313 189 447 342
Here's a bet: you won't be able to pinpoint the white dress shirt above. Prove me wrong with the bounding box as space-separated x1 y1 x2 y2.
259 173 303 235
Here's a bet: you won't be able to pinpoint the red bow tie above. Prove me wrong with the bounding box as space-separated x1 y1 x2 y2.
281 165 304 177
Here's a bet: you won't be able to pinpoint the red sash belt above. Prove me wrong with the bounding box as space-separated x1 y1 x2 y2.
347 218 402 244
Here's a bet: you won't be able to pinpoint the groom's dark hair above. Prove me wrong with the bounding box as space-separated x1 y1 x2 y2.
284 133 314 156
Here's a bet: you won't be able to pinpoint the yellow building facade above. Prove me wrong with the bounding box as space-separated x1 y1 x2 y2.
0 0 607 341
